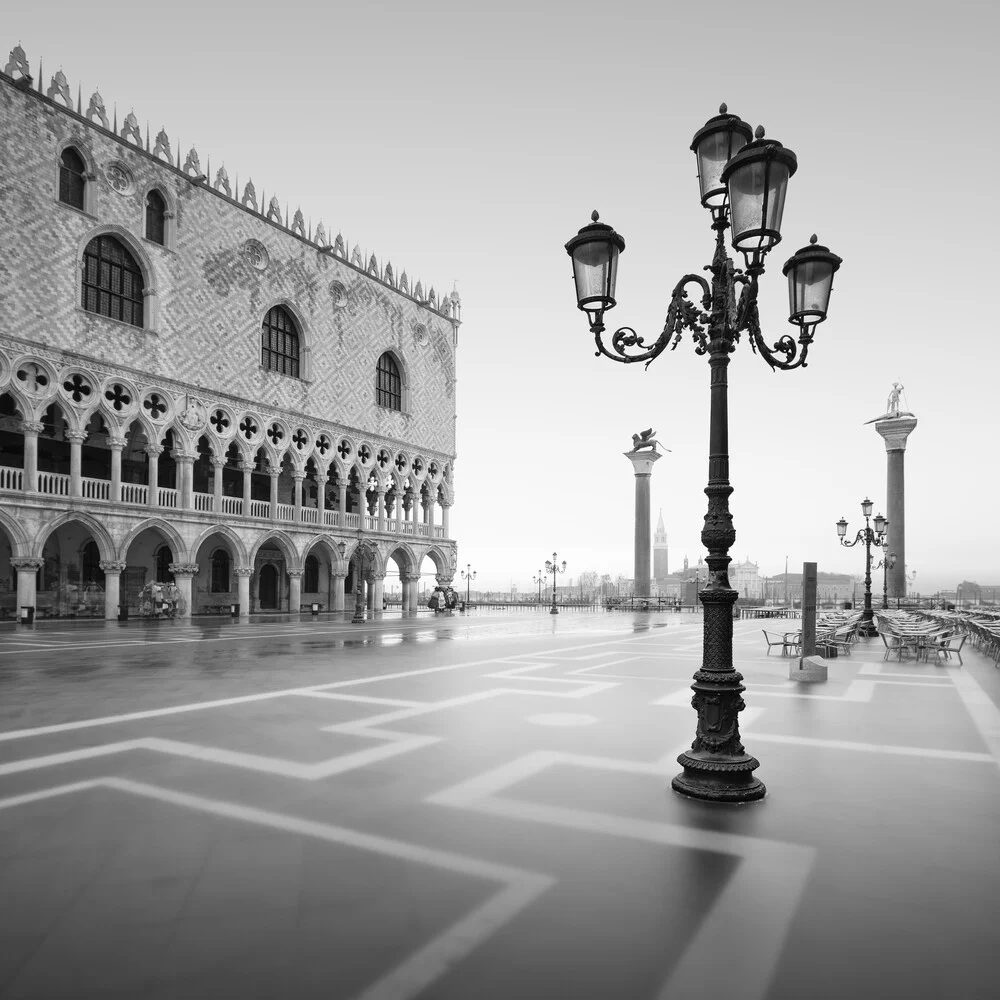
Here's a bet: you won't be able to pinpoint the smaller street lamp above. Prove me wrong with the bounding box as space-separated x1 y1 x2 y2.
836 498 888 636
875 548 897 609
351 528 371 624
545 553 567 615
533 569 544 604
461 563 476 607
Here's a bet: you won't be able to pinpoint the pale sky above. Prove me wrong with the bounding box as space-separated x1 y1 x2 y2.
12 0 998 594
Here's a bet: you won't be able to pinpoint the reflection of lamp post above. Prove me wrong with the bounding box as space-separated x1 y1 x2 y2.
836 499 888 636
545 553 567 615
564 106 841 804
533 569 544 603
461 563 476 606
351 528 370 624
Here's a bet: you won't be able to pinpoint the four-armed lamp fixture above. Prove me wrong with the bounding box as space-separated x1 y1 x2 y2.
564 105 842 804
545 553 567 616
837 499 888 635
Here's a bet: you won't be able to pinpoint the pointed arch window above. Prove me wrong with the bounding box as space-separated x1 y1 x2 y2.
145 189 166 245
376 352 402 411
82 235 145 327
211 549 231 593
304 554 320 593
261 306 300 378
59 147 86 210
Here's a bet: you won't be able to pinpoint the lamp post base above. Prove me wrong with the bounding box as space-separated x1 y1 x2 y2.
549 606 558 615
858 609 876 637
672 750 766 803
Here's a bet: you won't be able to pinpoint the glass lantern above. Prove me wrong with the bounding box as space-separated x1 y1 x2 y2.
783 235 843 327
565 212 626 321
690 104 753 212
721 128 798 259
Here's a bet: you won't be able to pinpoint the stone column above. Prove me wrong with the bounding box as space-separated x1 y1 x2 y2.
624 447 663 598
292 473 304 523
68 430 87 497
288 569 303 614
441 501 451 539
168 562 199 618
371 572 385 613
426 490 436 534
99 560 127 621
331 572 345 611
146 445 161 508
338 483 348 521
269 467 280 520
109 435 124 502
236 566 252 617
241 461 253 515
395 489 404 534
376 487 387 532
874 413 918 600
13 558 42 622
21 421 43 492
316 475 328 517
212 457 225 513
176 454 195 510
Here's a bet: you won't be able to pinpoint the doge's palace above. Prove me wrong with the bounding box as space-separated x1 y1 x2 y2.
0 45 461 620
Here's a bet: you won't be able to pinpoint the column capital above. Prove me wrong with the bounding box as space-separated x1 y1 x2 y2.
287 569 303 579
19 420 44 435
146 445 163 458
316 475 328 485
369 571 386 581
874 415 918 452
235 566 254 577
66 430 88 444
99 560 127 574
401 572 422 583
11 558 43 571
439 498 453 509
624 449 663 476
108 436 127 450
331 571 346 581
238 460 254 473
173 451 197 463
292 471 305 482
168 562 200 576
211 456 227 470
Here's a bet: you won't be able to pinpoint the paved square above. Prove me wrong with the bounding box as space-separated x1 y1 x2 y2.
1 611 998 999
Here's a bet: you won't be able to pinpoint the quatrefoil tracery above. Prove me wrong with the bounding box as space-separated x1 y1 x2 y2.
239 416 259 440
62 373 92 403
267 423 284 446
210 409 230 434
105 384 132 411
142 393 168 420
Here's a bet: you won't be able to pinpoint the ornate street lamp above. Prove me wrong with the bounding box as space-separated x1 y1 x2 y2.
351 528 372 624
836 499 888 635
564 106 842 804
533 569 544 603
461 563 476 606
545 553 567 615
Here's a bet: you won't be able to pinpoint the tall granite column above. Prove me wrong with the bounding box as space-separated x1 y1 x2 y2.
624 446 662 599
873 398 917 601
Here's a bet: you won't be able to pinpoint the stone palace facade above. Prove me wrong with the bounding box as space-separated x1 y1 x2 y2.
0 46 461 619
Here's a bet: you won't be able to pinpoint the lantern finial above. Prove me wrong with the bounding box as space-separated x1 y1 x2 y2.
591 210 599 222
755 125 765 139
810 234 818 244
719 102 727 113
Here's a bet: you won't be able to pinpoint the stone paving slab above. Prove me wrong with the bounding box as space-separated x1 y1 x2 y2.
0 611 997 999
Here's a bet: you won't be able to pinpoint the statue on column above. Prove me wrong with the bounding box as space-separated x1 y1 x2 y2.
631 428 660 452
886 382 902 416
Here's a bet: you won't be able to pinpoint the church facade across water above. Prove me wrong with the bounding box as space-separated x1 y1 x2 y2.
0 46 461 619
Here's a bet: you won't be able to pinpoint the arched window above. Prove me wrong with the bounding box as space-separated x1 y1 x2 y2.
211 549 231 593
145 189 166 245
376 352 402 411
82 235 145 327
304 554 319 593
155 545 174 584
59 147 86 210
261 306 300 378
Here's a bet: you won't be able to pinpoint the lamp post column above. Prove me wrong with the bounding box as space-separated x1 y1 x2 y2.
673 337 765 803
625 447 662 599
862 524 874 630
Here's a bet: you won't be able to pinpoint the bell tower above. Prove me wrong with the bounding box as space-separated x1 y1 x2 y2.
653 509 669 580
